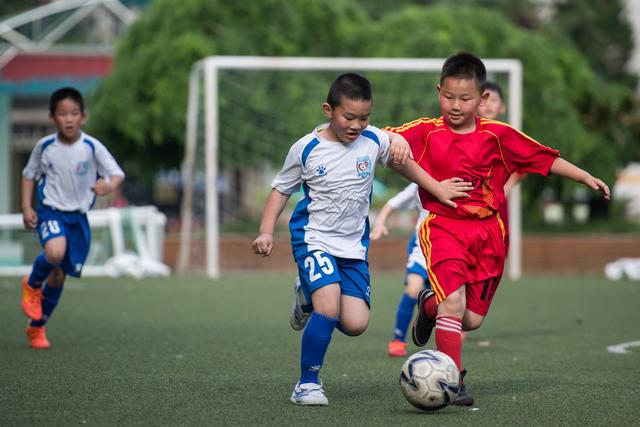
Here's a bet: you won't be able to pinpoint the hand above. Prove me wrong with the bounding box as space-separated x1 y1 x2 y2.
583 175 610 200
386 132 413 164
370 223 388 240
436 177 473 208
252 233 274 257
92 178 113 196
22 207 37 230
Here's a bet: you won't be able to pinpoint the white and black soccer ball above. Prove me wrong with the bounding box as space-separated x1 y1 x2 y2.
399 349 460 411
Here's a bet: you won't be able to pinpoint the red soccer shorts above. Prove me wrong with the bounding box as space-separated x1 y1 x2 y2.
418 213 506 316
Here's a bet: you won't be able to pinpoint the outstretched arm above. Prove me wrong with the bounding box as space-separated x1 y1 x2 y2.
389 160 472 208
252 189 291 257
549 158 610 200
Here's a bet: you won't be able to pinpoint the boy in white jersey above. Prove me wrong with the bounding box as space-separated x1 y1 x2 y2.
370 183 430 357
21 87 125 349
252 73 472 406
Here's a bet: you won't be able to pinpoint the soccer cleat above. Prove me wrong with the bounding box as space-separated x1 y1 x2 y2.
21 276 43 321
290 381 329 406
411 289 436 347
26 325 50 349
453 369 474 406
387 339 408 357
290 277 311 331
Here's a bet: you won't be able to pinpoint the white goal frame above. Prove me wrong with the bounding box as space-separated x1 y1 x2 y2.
179 56 523 280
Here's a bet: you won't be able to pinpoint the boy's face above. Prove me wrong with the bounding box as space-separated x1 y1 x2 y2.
478 89 506 120
50 97 86 143
321 96 372 143
437 77 488 133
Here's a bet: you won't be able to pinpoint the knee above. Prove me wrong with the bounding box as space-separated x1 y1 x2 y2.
439 292 465 316
340 320 368 336
44 249 65 265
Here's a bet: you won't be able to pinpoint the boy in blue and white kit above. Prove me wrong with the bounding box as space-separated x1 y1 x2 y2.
21 87 125 349
252 73 472 405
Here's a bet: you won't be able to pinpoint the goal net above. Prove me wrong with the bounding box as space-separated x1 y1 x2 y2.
179 56 523 279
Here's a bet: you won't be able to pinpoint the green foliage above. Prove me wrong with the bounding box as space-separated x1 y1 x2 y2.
89 0 637 224
88 0 368 181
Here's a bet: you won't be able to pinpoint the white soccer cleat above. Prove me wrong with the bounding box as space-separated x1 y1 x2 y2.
290 277 311 331
290 381 329 406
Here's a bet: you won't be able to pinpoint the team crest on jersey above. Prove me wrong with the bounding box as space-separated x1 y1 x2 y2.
76 160 90 176
316 165 327 176
356 156 371 178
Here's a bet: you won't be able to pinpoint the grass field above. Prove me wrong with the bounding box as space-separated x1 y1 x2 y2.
1 272 639 426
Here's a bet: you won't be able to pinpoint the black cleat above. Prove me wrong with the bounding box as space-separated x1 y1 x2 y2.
453 369 474 406
411 289 436 347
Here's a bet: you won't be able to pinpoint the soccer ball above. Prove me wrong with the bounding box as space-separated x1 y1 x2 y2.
399 350 460 411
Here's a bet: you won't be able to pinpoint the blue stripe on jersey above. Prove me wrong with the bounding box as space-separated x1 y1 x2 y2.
37 175 46 206
359 190 373 260
301 138 321 167
289 182 311 256
41 137 55 153
406 232 417 257
83 138 96 159
84 138 98 208
361 130 380 146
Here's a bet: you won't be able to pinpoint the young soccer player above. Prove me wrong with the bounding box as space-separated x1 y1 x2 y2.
252 73 472 406
385 52 609 405
370 183 430 357
21 87 125 349
374 81 508 358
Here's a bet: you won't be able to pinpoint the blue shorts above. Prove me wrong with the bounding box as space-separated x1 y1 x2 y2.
295 250 371 307
36 206 91 278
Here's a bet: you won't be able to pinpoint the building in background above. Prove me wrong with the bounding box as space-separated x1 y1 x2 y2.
0 0 145 214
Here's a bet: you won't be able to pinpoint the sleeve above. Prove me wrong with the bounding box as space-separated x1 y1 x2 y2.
22 142 43 180
95 141 125 179
498 125 560 176
371 126 391 166
271 142 304 195
383 119 430 163
387 183 419 210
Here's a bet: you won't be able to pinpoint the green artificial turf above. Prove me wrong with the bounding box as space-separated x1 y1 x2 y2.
1 273 639 426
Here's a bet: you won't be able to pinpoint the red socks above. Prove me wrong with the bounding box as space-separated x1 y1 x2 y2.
435 315 463 372
423 293 438 319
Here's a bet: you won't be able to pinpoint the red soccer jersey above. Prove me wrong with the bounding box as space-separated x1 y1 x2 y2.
385 116 559 219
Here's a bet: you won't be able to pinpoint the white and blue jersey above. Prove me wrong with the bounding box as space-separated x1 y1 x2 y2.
386 183 429 279
272 124 391 261
22 132 124 277
22 132 124 213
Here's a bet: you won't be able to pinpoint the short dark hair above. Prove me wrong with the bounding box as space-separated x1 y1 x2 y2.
49 87 84 114
326 73 372 107
440 52 486 93
485 81 504 101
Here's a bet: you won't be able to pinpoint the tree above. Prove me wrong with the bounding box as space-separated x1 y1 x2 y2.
89 0 368 181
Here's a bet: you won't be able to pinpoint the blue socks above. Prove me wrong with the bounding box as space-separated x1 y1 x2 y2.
28 253 58 288
30 283 64 327
393 293 417 341
300 312 338 384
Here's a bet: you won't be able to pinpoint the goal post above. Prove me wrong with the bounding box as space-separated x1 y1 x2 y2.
179 56 523 280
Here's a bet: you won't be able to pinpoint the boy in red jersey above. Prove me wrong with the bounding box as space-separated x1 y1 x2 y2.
385 52 610 406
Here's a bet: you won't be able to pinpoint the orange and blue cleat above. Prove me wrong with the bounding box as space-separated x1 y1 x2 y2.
21 276 43 321
26 325 50 349
387 339 408 357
